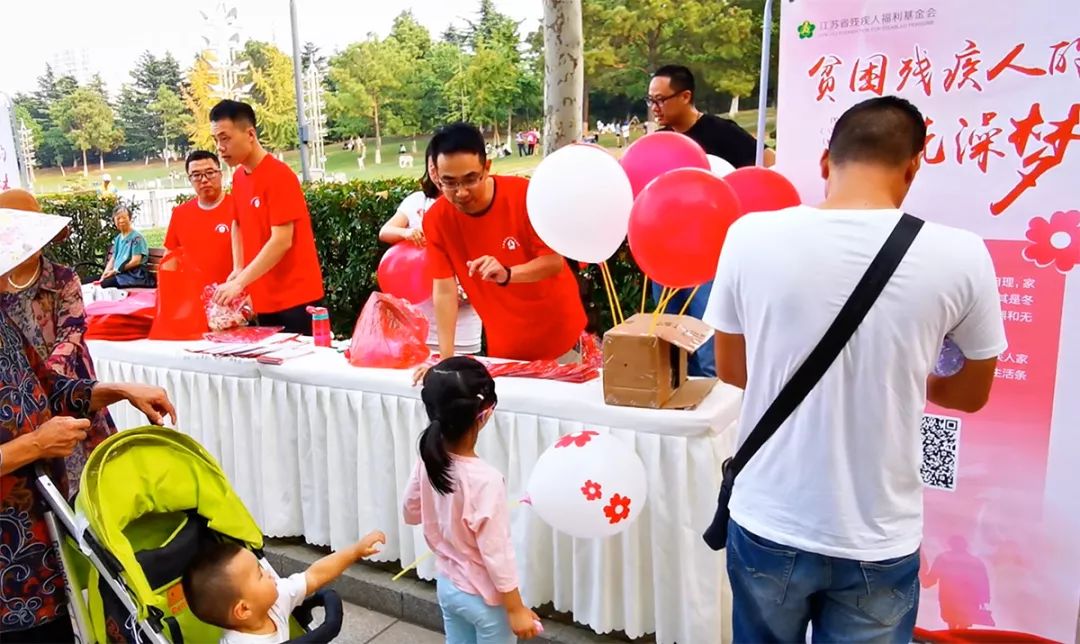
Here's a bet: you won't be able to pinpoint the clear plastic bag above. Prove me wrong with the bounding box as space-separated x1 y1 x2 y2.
201 284 255 331
346 292 430 369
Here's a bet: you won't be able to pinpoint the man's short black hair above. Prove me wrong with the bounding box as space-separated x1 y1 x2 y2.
430 122 487 165
182 541 245 629
185 150 221 174
828 96 927 167
210 99 257 129
653 65 696 98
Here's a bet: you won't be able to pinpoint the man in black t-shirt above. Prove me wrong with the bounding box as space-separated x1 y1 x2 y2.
645 65 775 378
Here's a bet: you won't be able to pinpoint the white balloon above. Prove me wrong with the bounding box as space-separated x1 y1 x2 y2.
526 144 634 264
707 154 735 178
526 431 648 539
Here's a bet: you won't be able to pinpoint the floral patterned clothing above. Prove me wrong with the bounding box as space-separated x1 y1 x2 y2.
0 257 116 496
0 312 96 633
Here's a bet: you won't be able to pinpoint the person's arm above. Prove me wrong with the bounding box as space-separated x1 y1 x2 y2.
44 271 90 374
715 332 748 389
101 249 116 279
433 277 459 358
1 417 92 475
927 358 997 413
304 531 385 594
89 382 177 425
402 462 423 525
214 222 294 304
467 253 565 285
121 233 149 271
379 212 412 244
230 219 244 278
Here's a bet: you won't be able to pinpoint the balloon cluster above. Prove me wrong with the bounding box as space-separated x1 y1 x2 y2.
527 132 803 288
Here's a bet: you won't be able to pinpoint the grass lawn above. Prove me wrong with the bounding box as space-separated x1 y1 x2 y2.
32 109 776 194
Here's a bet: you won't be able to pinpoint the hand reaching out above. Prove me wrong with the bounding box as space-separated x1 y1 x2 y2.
355 531 386 559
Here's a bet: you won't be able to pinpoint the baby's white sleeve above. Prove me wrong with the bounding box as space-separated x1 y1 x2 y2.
276 572 310 616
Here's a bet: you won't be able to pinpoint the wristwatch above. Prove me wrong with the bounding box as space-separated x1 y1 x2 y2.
497 266 512 287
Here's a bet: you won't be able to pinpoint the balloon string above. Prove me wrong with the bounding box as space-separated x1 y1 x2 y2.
678 286 701 317
649 287 680 335
600 262 624 325
598 264 620 327
640 275 649 315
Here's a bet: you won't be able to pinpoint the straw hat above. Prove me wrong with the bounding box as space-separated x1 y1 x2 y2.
0 192 70 276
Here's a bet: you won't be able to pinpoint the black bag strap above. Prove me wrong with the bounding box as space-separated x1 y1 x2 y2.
727 213 924 477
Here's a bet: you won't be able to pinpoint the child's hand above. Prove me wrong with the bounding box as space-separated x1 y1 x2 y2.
355 531 386 559
508 606 540 639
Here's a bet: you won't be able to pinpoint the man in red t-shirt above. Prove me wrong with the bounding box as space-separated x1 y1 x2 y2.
209 100 324 335
164 150 235 285
422 122 586 363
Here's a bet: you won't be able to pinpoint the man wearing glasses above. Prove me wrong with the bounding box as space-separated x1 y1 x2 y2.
421 122 586 363
164 150 235 285
646 65 776 378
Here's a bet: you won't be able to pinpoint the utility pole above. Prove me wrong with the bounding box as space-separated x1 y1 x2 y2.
289 0 311 182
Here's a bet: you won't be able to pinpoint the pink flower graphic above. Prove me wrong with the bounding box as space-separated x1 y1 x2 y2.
603 493 632 524
555 430 599 449
1023 210 1080 273
581 480 603 501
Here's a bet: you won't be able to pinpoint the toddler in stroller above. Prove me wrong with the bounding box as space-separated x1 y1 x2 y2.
36 426 372 643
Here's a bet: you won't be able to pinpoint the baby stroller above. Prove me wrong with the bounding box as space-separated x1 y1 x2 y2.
35 427 343 643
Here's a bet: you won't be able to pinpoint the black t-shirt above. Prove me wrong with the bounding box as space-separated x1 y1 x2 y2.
665 113 759 169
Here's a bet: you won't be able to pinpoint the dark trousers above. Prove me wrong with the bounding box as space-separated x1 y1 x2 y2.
4 617 76 643
257 302 318 336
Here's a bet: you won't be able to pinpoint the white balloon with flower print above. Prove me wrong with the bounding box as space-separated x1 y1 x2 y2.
525 430 648 539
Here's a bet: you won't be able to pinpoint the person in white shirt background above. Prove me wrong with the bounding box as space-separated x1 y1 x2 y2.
704 95 1007 643
379 141 483 356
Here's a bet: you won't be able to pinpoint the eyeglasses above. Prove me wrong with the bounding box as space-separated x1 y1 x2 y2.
188 170 222 183
645 92 683 108
439 173 485 192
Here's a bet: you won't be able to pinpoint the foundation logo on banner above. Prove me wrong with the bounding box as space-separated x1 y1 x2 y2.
803 8 939 39
798 21 816 39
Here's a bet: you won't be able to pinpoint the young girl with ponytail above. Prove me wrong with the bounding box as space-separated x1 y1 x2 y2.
403 357 540 643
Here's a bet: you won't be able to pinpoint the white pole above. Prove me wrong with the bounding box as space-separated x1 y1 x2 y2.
290 0 311 182
755 0 774 166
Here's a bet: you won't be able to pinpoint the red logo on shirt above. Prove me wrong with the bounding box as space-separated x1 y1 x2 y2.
503 236 520 251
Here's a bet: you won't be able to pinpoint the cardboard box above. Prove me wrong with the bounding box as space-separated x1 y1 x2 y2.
602 313 718 409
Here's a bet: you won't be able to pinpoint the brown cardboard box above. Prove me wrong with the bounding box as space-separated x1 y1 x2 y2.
602 313 718 409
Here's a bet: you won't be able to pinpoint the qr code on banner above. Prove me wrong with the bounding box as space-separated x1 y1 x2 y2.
921 414 961 491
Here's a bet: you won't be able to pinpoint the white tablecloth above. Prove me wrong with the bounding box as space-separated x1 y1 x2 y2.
88 339 742 644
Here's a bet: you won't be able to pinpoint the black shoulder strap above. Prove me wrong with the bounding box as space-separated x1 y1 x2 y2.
727 213 924 476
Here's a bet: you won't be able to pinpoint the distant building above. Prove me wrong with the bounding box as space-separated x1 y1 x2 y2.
50 49 95 84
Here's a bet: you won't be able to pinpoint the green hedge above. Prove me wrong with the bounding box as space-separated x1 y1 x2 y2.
39 182 646 338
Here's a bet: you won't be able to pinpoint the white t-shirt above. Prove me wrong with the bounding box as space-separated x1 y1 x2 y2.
220 572 307 644
704 206 1007 560
396 191 483 353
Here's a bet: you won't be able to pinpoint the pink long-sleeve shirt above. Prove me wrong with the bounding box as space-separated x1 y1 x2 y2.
403 456 519 606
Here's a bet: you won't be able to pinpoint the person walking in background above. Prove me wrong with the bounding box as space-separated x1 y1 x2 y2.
525 129 538 156
379 142 483 355
404 357 541 642
100 206 152 289
164 151 235 285
921 536 994 630
209 100 325 335
646 65 777 377
516 131 526 157
703 96 1005 643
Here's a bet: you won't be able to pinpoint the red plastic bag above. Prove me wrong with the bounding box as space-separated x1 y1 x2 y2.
149 250 211 340
201 283 255 331
346 292 430 369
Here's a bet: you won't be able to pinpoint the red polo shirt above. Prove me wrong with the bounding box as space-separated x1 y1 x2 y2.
164 195 236 285
231 155 324 314
423 176 586 360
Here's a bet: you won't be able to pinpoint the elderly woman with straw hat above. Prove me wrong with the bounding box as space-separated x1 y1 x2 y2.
0 194 178 643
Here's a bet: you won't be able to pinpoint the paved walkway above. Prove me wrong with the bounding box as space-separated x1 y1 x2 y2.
337 601 444 643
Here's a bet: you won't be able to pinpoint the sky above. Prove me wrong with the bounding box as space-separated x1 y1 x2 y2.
0 0 543 97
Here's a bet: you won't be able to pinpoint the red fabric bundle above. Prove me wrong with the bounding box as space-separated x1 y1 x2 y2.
85 291 157 341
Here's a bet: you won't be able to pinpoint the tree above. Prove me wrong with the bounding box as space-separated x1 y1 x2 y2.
462 0 523 55
51 87 124 175
542 0 584 154
242 41 299 152
182 52 218 151
327 36 409 163
148 86 192 167
451 42 521 138
118 51 185 161
15 66 79 168
301 41 327 72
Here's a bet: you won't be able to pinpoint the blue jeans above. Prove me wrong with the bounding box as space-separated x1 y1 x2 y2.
651 281 716 377
436 577 515 644
727 521 919 644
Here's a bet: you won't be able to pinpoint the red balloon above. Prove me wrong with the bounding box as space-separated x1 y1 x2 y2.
628 168 744 289
377 243 432 304
620 132 709 197
722 166 801 214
